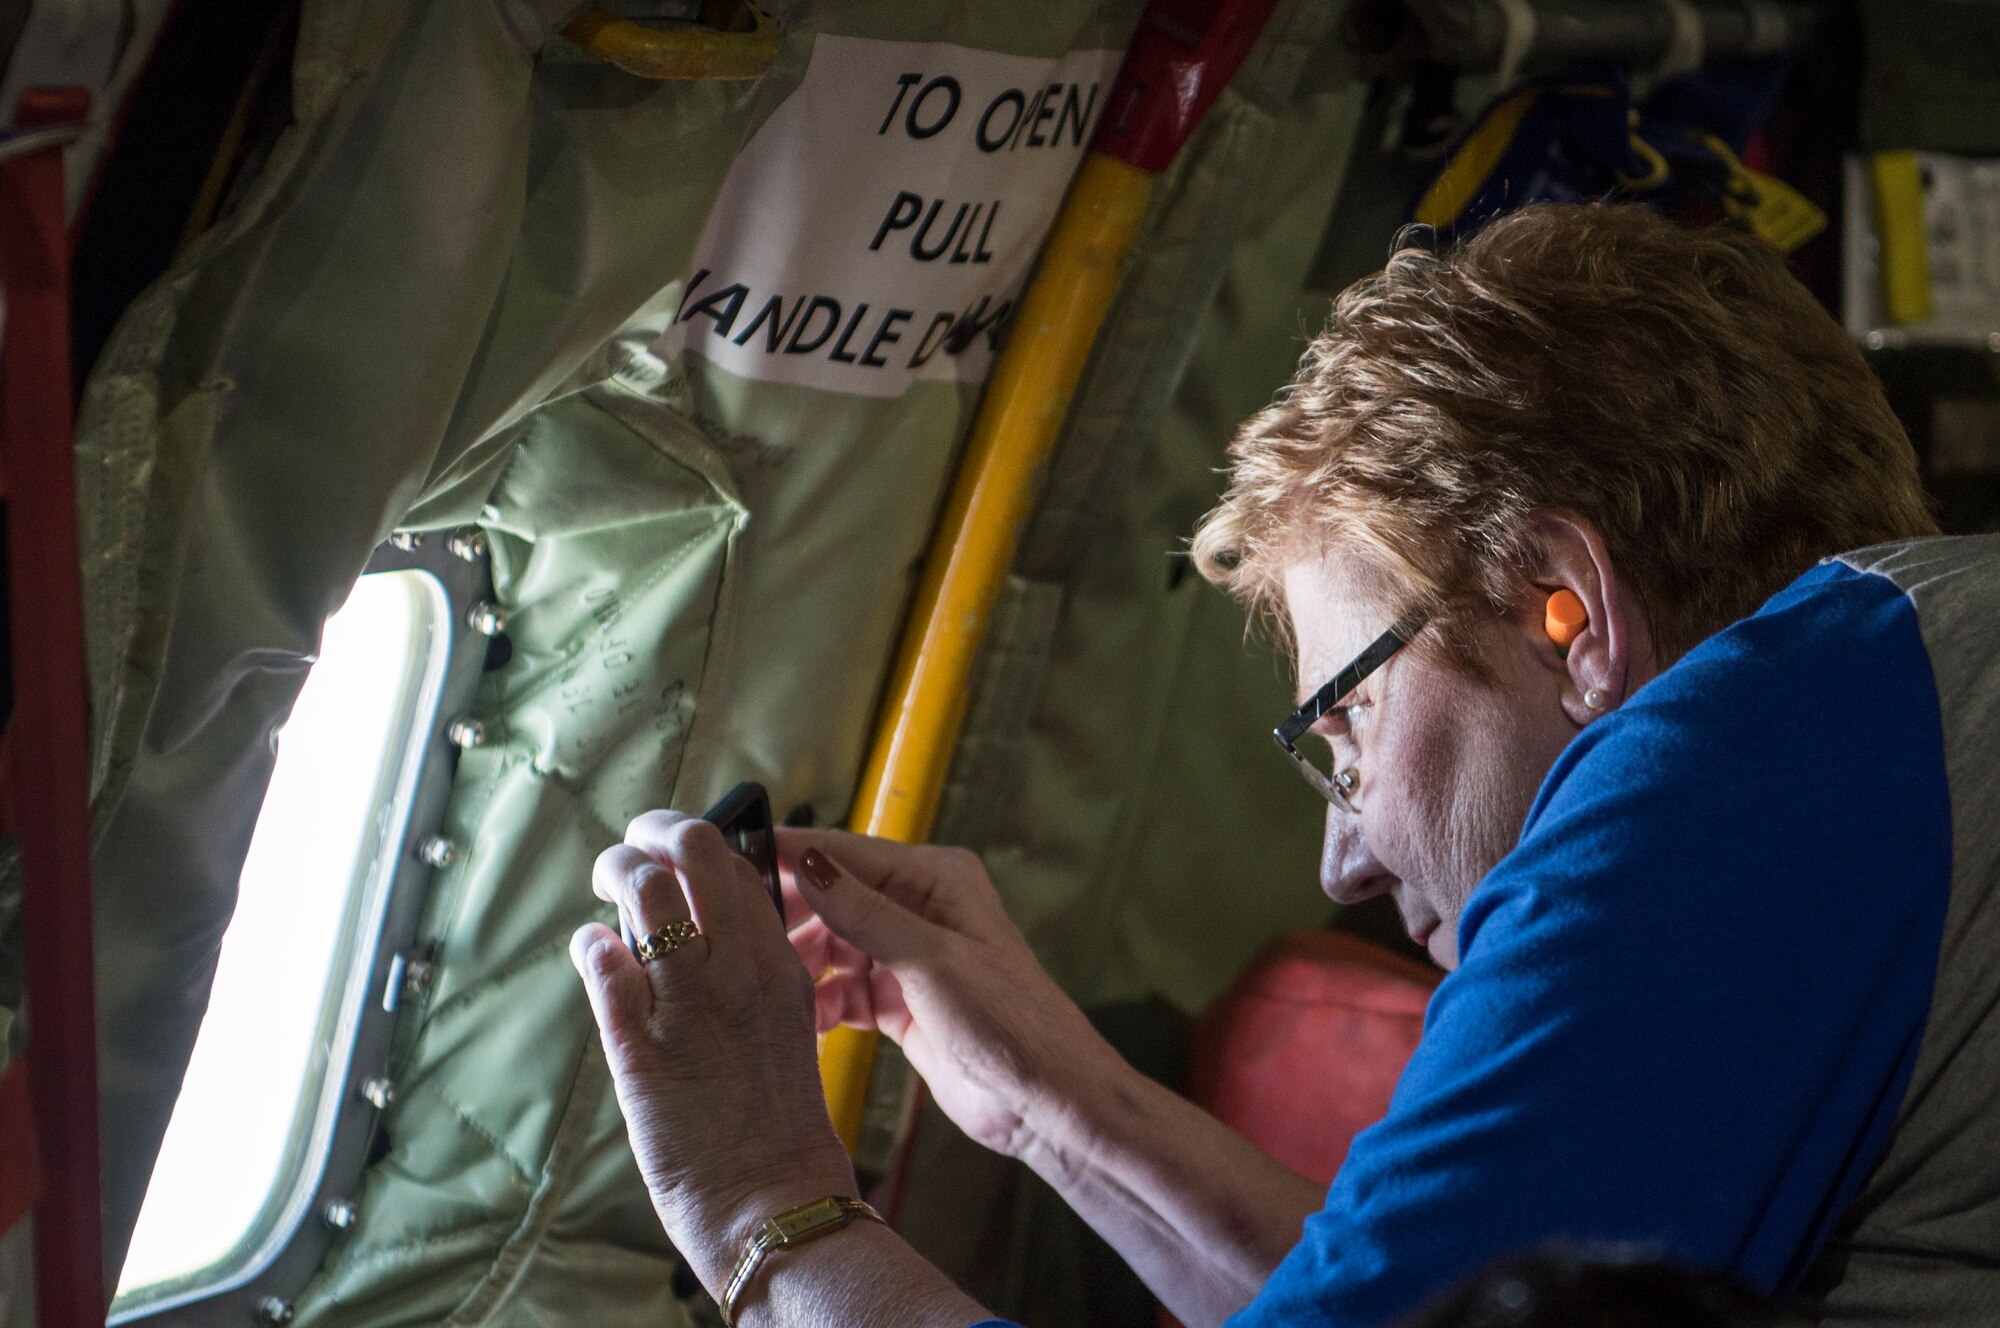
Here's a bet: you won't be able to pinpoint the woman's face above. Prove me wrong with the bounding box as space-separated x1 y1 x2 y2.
1283 552 1586 968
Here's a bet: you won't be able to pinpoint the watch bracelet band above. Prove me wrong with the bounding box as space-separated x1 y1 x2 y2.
719 1195 884 1325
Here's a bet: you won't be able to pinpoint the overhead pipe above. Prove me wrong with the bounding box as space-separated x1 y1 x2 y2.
820 0 1283 1154
1346 0 1819 76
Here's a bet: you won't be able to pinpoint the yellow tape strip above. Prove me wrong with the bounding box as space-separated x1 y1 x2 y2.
1413 89 1541 230
1870 151 1934 326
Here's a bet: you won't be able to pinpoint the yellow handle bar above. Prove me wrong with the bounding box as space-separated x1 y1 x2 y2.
562 3 777 81
820 154 1156 1153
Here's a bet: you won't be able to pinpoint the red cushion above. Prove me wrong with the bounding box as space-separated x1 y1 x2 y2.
1189 931 1440 1187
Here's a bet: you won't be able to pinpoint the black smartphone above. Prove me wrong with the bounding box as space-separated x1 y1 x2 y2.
701 780 782 918
620 781 783 955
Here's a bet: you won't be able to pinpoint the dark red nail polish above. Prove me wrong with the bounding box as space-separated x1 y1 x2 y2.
799 849 840 891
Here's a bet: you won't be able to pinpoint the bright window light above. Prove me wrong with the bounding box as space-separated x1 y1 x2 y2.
113 570 452 1319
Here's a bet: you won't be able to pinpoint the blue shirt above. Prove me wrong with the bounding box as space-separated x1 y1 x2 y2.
981 557 1957 1327
1231 559 1953 1325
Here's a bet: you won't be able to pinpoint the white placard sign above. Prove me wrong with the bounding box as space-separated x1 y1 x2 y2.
657 35 1122 398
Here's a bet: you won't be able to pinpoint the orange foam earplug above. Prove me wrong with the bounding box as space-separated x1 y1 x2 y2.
1545 589 1588 654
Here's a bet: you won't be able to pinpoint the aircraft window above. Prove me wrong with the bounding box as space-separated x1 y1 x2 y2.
112 569 454 1320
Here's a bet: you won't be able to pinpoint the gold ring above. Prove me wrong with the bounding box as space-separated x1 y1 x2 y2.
635 920 700 961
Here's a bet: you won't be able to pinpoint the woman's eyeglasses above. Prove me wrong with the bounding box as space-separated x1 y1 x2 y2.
1273 616 1424 813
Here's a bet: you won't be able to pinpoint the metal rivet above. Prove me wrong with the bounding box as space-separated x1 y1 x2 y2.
359 1076 394 1110
322 1198 357 1230
447 526 488 562
418 835 457 868
1864 329 1887 350
257 1296 295 1325
402 960 435 998
446 717 486 749
467 602 508 635
388 531 423 551
267 724 284 754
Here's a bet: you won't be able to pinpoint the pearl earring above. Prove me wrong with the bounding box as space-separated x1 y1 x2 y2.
1584 688 1607 710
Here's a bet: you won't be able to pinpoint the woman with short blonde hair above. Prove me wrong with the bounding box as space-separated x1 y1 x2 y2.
572 204 2000 1328
1195 204 1934 665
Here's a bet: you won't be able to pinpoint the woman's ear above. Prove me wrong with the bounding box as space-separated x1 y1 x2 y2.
1522 511 1655 726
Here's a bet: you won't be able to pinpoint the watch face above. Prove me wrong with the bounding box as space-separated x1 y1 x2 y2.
772 1196 851 1242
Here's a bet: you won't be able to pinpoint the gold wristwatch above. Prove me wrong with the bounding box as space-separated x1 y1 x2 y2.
719 1195 884 1325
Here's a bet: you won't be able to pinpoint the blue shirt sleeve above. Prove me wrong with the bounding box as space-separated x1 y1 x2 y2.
1230 562 1954 1328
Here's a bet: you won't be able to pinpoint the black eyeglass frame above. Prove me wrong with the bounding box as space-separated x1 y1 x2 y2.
1273 615 1426 808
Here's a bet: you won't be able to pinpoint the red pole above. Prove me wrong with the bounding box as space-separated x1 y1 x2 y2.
0 85 107 1327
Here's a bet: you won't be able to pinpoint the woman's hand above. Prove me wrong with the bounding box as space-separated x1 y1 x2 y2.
779 829 1123 1161
783 833 1327 1328
571 812 856 1291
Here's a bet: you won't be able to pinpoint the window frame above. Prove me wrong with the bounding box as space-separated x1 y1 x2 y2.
111 532 497 1327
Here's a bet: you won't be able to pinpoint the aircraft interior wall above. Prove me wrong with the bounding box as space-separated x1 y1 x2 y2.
9 2 1999 1326
1 2 1353 1323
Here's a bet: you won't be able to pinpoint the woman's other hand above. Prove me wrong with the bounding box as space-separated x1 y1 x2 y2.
780 830 1121 1161
571 811 855 1289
